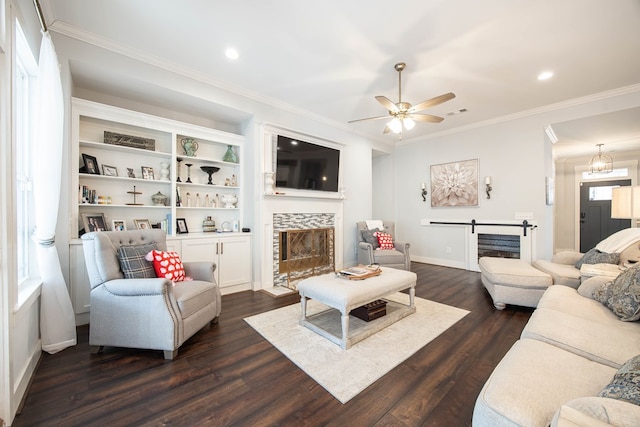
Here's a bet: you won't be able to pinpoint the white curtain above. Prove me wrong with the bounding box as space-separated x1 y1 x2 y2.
33 31 76 353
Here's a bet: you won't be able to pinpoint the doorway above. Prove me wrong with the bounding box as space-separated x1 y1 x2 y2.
579 179 631 252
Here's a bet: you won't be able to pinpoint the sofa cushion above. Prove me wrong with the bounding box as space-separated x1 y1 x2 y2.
172 280 218 319
472 339 617 427
576 248 620 269
147 250 187 282
532 259 581 288
374 231 394 250
479 257 552 289
551 397 640 427
593 265 640 321
117 242 158 279
599 354 640 406
360 228 380 249
372 249 406 265
522 306 640 368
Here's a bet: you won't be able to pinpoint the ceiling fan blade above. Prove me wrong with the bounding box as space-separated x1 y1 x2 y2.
409 92 456 113
410 113 445 123
348 115 390 124
375 96 399 113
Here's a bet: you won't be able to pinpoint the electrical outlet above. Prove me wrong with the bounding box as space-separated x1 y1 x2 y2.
446 246 452 254
515 212 534 220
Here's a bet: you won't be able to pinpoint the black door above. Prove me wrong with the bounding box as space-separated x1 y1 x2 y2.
579 179 631 252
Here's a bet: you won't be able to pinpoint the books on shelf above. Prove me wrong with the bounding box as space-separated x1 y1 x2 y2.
337 264 381 280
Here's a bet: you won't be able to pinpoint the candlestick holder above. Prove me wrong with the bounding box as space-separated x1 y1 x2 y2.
185 163 193 183
176 158 183 182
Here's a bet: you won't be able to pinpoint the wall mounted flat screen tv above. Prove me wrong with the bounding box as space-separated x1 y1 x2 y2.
275 135 340 192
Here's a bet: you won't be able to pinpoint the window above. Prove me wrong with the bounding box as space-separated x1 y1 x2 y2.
588 185 620 202
15 20 37 283
582 167 629 180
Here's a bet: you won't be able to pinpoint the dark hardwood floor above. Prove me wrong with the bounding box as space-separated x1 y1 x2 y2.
14 263 533 426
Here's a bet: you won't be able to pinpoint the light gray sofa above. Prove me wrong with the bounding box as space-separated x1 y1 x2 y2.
473 276 640 426
533 230 640 289
356 220 411 270
81 229 221 359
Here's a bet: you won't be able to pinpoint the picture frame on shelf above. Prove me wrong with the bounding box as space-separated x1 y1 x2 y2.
112 219 126 231
127 168 136 178
102 164 118 177
82 154 100 175
176 218 189 234
141 166 155 180
134 219 152 230
81 213 107 232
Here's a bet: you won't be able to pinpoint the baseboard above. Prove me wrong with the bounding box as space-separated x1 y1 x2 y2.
411 256 467 270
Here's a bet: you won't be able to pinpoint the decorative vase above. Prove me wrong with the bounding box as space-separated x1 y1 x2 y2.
223 145 238 163
181 138 199 157
220 194 238 208
159 162 170 181
151 191 168 206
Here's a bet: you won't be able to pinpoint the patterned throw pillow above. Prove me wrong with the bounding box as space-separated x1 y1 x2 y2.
361 228 380 249
575 248 620 269
117 242 158 279
599 354 640 405
374 231 394 250
146 249 186 282
593 264 640 321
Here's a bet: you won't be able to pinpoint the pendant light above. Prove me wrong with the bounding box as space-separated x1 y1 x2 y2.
588 144 613 174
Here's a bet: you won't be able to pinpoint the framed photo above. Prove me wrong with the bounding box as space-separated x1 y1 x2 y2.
134 219 152 230
141 166 155 180
176 218 189 234
127 168 136 178
81 213 107 232
102 164 118 177
82 154 100 175
430 159 479 207
112 219 126 231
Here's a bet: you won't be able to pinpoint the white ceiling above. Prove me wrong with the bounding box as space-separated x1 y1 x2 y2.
41 0 640 152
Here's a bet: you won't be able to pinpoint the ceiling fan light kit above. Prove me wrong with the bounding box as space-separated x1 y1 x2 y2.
349 62 456 137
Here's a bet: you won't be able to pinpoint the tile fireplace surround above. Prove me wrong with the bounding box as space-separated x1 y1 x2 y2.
260 195 342 293
273 213 335 289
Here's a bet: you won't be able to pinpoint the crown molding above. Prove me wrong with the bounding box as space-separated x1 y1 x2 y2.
400 83 640 145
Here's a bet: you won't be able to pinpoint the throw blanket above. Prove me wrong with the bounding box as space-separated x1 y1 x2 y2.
365 220 384 230
596 228 640 253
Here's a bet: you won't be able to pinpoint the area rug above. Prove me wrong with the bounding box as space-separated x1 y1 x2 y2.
244 293 469 403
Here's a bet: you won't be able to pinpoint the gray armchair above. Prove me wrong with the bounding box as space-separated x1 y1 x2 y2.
357 221 411 270
81 229 221 359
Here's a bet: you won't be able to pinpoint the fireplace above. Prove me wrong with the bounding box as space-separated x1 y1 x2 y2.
477 233 521 260
272 213 336 289
278 228 334 287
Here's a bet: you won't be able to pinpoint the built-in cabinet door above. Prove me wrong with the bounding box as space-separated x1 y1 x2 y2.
180 235 251 288
217 235 251 287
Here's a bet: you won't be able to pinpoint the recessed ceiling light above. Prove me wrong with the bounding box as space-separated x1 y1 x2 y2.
225 48 239 60
538 71 554 81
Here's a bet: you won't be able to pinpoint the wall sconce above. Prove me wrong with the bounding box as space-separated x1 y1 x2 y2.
485 176 492 199
421 182 427 202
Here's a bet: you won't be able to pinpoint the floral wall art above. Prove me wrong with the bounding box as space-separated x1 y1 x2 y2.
430 159 479 207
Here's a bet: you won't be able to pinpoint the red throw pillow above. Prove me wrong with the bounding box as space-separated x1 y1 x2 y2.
146 250 186 282
374 231 394 250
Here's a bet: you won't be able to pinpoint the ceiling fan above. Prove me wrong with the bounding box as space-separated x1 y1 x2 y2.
349 62 456 135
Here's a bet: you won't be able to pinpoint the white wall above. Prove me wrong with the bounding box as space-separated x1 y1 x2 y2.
385 89 640 267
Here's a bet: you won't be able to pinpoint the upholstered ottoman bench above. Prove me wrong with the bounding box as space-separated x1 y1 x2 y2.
478 257 553 310
297 267 416 349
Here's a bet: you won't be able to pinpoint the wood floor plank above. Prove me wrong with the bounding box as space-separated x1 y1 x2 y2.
13 262 533 426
